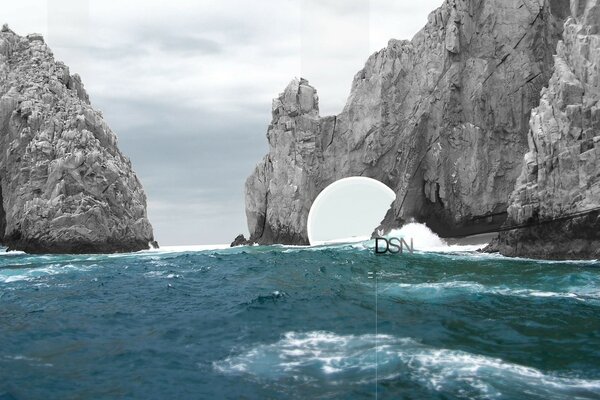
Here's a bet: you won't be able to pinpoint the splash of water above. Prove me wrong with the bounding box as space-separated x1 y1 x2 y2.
385 223 486 253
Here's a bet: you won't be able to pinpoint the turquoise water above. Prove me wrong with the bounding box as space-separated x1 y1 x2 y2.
1 243 599 399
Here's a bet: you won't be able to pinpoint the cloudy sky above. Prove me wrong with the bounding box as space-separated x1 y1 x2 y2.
5 0 441 245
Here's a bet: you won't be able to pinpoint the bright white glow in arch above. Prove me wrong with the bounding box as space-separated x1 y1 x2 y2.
307 177 396 246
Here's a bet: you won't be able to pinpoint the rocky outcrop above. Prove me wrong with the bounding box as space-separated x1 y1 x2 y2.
494 0 600 259
245 78 321 244
230 234 250 247
0 26 154 253
245 0 568 245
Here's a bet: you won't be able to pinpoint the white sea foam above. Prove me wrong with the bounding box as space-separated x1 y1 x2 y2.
0 250 26 256
384 223 488 253
0 244 231 285
214 331 600 397
141 244 231 254
144 270 182 279
380 281 600 302
0 263 97 283
3 355 53 367
291 223 488 254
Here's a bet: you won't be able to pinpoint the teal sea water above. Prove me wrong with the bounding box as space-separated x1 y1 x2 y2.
1 239 600 399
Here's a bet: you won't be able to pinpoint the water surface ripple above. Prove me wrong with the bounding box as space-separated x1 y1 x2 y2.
1 245 599 399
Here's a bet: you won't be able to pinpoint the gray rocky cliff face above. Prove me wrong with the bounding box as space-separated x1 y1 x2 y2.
0 26 154 253
245 0 567 245
245 78 321 244
494 0 600 259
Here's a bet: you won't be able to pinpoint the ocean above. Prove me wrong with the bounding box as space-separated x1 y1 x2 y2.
1 229 600 399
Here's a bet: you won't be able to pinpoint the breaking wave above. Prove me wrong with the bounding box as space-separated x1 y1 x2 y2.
214 331 600 399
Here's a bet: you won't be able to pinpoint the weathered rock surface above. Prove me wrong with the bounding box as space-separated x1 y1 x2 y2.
0 26 154 253
495 0 600 259
230 234 250 247
245 0 567 245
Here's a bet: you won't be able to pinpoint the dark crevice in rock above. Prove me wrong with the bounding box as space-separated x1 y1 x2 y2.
327 116 337 149
550 0 574 19
497 0 600 260
0 181 5 243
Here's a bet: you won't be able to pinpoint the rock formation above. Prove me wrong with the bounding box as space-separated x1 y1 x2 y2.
230 234 250 247
245 0 568 245
494 0 600 259
0 26 154 253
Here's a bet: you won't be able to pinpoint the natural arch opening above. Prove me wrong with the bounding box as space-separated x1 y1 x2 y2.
307 177 396 246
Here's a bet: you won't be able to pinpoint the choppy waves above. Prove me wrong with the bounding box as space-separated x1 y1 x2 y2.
380 281 600 303
1 233 600 399
214 331 600 399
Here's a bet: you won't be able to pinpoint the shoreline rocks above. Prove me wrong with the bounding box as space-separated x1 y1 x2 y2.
230 234 250 247
494 0 600 259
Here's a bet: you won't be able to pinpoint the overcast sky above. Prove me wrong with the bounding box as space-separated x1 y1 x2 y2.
4 0 442 245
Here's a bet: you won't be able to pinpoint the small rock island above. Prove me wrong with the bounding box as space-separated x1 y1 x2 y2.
0 26 154 253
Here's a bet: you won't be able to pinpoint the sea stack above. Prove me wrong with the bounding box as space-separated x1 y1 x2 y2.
494 0 600 259
0 26 154 253
244 0 568 245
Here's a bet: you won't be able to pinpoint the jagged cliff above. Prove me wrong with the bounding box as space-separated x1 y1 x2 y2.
245 0 568 245
0 26 154 253
494 0 600 259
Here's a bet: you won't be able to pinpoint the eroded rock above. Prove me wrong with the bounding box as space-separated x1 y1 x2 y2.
0 27 154 253
244 0 566 245
495 0 600 259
